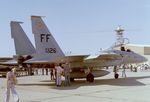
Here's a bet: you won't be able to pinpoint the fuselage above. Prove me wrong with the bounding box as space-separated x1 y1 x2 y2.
104 49 147 64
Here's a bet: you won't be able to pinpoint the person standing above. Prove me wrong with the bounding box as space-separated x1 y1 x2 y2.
5 67 19 102
55 64 63 87
64 63 71 86
50 68 54 80
122 64 127 77
50 63 55 80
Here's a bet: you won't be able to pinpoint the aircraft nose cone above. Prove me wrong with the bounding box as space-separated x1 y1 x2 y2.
143 56 148 62
139 55 148 63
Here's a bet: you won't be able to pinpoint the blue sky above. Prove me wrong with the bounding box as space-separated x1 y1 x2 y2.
0 0 150 57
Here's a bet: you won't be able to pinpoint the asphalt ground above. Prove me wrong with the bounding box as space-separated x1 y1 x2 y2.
0 69 150 102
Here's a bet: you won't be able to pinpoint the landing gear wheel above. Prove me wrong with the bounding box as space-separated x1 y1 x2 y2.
86 73 94 82
114 73 119 79
70 78 74 82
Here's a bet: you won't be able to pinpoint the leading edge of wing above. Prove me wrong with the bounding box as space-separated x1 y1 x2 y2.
85 53 122 61
24 54 90 64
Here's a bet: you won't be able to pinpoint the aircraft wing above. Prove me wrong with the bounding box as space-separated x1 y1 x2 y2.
85 53 122 61
0 59 18 65
60 55 89 62
24 54 89 64
84 53 123 67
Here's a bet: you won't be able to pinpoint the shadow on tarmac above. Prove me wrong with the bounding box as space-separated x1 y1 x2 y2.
17 75 150 90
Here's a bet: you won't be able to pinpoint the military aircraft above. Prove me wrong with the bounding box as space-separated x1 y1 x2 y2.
25 16 147 80
1 16 147 81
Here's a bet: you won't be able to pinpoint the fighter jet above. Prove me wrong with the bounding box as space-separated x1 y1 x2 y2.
25 16 147 80
1 16 147 81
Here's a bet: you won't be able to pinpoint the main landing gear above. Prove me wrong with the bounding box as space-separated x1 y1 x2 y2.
114 73 119 79
86 73 94 82
70 78 75 82
114 66 119 79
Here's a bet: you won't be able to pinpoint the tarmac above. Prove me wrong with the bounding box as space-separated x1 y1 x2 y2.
1 69 150 102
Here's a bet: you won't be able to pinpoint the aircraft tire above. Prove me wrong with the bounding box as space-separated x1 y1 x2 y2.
86 73 94 82
114 73 119 79
70 78 74 82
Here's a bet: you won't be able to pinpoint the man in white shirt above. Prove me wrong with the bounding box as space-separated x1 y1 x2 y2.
55 64 63 86
5 67 19 102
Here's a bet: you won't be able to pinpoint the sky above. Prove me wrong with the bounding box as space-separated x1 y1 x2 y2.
0 0 150 57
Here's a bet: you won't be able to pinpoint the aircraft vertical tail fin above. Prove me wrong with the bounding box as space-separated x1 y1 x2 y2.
31 16 65 58
11 21 36 55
